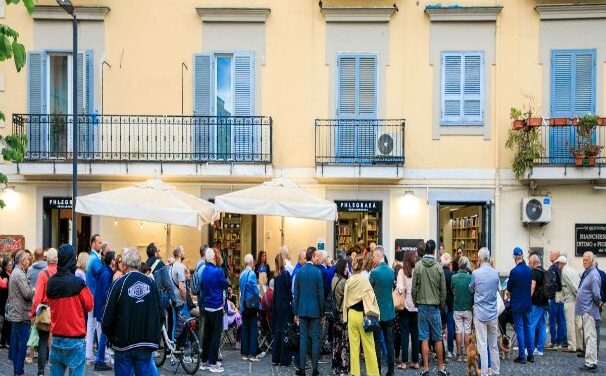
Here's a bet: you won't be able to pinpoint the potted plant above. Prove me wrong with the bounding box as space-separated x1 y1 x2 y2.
510 107 524 130
506 126 544 179
549 117 570 126
570 114 602 167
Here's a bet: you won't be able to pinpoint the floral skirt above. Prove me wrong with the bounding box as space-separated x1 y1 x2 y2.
332 320 350 374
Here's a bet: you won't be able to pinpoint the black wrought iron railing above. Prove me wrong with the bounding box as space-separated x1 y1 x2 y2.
315 119 405 165
532 123 605 166
12 114 272 163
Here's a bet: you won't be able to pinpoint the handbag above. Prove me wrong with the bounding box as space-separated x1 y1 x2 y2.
283 322 300 352
497 291 505 316
363 315 380 332
392 289 405 311
35 304 51 332
243 271 260 311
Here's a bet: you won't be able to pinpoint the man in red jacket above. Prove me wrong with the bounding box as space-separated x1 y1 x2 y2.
46 244 94 376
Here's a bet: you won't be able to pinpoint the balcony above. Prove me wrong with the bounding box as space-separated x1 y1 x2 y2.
10 114 272 177
314 119 405 180
524 121 606 182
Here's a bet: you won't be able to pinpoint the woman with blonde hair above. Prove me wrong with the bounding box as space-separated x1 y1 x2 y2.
75 251 88 282
342 254 380 376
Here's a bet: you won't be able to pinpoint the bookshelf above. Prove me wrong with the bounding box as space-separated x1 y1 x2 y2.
338 219 353 249
366 213 379 244
452 214 480 268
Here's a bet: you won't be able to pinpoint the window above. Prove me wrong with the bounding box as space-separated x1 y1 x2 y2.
440 51 484 125
193 51 255 159
336 54 377 160
550 49 596 161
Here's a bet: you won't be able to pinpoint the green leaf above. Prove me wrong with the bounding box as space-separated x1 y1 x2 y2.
12 41 25 71
5 0 21 6
0 34 11 60
0 111 5 121
22 0 35 14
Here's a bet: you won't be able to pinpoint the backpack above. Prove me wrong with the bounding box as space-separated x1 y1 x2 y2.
189 262 205 296
543 268 557 301
325 277 345 321
597 267 606 305
153 265 176 309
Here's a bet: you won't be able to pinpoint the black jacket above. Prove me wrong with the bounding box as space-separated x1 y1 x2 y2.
102 270 165 352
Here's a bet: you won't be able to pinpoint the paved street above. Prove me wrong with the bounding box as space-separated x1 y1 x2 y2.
0 331 604 376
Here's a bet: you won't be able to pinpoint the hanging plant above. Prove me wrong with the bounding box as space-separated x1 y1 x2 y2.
506 126 544 180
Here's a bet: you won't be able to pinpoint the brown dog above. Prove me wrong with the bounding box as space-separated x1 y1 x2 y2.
466 332 480 376
499 334 512 360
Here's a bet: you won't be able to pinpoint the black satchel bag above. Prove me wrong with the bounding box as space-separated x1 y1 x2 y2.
283 322 300 352
243 271 260 311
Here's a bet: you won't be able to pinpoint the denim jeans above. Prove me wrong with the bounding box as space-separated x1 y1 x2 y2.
49 337 86 376
299 317 320 371
241 311 258 357
8 321 29 375
95 324 108 365
114 349 159 376
548 300 567 346
446 309 455 354
512 311 532 359
400 309 419 364
529 305 547 352
417 305 442 341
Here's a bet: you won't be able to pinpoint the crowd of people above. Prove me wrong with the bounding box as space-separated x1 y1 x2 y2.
0 235 603 376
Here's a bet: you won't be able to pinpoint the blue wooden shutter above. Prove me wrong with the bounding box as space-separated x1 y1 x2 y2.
76 51 85 115
336 56 357 159
79 49 95 157
193 53 213 158
441 53 462 122
357 55 377 158
85 49 94 113
462 53 483 122
234 52 255 159
550 49 596 162
27 51 46 155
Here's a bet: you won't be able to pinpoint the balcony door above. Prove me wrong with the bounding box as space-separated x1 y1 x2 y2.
550 49 596 163
47 53 72 157
336 54 377 163
193 51 255 161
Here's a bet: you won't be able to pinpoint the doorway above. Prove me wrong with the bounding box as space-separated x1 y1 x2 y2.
42 196 90 253
438 202 492 269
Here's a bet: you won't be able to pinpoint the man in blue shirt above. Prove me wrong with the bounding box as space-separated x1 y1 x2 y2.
85 234 104 363
239 254 261 363
507 247 534 364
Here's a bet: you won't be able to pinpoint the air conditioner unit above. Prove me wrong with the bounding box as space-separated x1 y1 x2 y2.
521 196 552 224
375 132 395 157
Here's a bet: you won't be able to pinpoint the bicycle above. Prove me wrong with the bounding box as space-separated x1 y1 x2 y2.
153 315 201 375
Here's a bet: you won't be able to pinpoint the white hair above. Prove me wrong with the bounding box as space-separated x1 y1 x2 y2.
122 247 141 269
204 247 215 263
458 256 470 270
440 253 452 267
280 245 289 258
478 247 491 263
244 253 254 265
374 245 385 255
269 278 274 289
46 248 58 264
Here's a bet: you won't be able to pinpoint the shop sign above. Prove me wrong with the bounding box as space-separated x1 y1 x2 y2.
335 200 382 213
43 196 72 210
575 224 606 257
395 238 424 253
0 235 25 253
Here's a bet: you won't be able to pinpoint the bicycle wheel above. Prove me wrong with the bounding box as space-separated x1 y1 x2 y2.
181 329 201 375
153 336 167 368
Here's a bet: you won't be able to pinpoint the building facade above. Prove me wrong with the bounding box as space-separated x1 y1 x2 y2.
1 0 605 275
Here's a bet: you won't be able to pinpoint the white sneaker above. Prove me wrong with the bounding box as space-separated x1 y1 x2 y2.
447 352 453 359
200 363 210 370
249 356 261 362
242 356 250 360
209 364 224 373
533 349 544 356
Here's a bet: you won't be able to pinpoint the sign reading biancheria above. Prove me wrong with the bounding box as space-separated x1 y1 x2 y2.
575 224 606 257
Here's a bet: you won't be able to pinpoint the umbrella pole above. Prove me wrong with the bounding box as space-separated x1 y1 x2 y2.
166 224 171 260
281 216 285 246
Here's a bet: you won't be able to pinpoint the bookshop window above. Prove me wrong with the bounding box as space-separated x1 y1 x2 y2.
335 200 382 253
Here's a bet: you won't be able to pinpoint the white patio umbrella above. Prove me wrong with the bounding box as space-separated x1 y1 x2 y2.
214 178 337 244
75 179 218 253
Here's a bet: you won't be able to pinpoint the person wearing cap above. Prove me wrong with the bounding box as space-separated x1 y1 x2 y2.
557 255 581 353
506 247 533 364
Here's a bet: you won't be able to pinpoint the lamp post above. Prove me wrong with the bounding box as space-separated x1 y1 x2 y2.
57 0 78 250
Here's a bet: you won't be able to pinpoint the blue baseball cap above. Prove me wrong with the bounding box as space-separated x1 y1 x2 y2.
513 247 524 256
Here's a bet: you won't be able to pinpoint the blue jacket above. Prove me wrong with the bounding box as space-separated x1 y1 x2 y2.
316 264 330 298
293 262 324 319
507 261 532 313
94 265 114 320
86 250 103 297
291 262 303 293
239 267 260 313
201 262 228 310
370 262 396 322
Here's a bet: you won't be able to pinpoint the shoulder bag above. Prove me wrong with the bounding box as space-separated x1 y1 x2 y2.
243 270 260 312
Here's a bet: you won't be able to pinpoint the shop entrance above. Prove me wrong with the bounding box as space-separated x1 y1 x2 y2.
335 200 382 253
42 196 91 253
438 202 492 269
208 212 256 295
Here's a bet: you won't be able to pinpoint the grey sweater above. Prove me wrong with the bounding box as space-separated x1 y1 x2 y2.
7 266 34 323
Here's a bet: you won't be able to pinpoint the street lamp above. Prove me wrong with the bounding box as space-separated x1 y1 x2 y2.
57 0 78 250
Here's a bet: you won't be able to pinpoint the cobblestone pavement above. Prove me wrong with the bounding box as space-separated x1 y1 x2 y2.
0 344 604 376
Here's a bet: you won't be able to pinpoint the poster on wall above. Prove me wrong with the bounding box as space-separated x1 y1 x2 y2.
0 235 25 254
395 238 424 254
575 224 606 257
